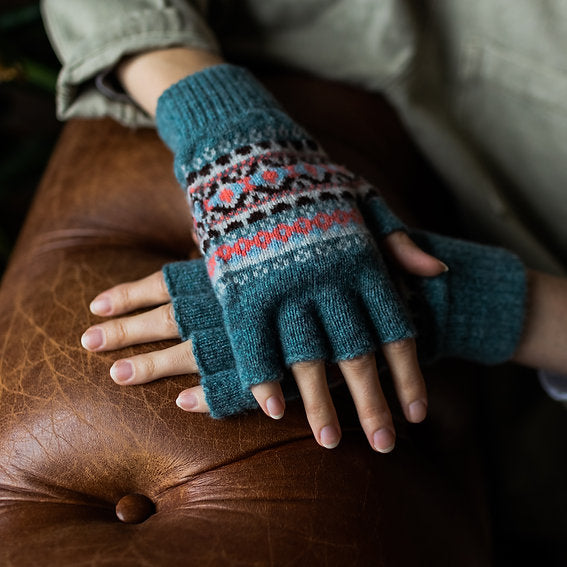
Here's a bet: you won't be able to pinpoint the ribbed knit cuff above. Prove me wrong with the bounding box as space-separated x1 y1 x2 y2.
201 369 257 419
164 262 220 341
410 231 527 364
155 64 307 184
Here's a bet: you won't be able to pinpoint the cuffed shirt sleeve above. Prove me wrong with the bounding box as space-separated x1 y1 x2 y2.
40 0 220 126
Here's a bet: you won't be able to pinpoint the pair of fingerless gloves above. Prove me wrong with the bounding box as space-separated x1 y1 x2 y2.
156 64 527 418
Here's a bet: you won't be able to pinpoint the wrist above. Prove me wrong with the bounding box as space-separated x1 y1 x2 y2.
512 270 567 373
155 63 310 185
117 47 224 117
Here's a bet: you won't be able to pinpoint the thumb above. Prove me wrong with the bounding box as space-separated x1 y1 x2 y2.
384 231 448 277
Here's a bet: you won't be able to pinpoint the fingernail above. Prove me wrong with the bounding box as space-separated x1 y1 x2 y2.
266 396 284 419
81 328 104 350
320 425 341 449
440 261 449 272
176 392 198 410
90 295 112 315
408 400 427 423
373 428 395 453
110 360 133 383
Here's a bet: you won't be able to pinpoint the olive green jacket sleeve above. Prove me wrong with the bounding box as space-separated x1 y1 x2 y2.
40 0 220 126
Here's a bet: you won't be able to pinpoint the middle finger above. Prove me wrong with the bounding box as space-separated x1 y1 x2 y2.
291 360 342 450
338 354 396 453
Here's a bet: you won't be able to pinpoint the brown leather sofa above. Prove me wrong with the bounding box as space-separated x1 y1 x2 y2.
0 75 491 566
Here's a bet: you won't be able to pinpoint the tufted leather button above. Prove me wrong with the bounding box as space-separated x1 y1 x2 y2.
115 493 155 524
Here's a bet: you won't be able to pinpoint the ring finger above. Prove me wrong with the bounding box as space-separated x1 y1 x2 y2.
381 338 428 424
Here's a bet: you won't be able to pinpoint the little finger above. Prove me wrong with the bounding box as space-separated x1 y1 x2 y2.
176 385 209 413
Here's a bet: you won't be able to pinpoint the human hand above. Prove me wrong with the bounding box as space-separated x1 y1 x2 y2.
82 230 445 453
82 230 531 454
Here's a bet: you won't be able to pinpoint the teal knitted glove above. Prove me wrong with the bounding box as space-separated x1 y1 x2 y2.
407 231 527 364
163 231 527 418
157 64 413 393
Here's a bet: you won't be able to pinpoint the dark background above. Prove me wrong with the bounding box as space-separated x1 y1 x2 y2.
0 0 61 276
1 2 567 565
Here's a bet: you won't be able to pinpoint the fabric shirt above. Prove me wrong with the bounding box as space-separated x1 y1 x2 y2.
40 0 567 275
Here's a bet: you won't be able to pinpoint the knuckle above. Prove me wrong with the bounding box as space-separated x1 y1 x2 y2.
359 406 391 428
163 304 179 333
341 354 375 373
115 283 132 309
112 319 129 343
293 359 322 372
178 343 197 369
157 272 170 299
138 355 156 379
399 370 425 389
385 339 414 356
398 374 426 399
303 398 332 421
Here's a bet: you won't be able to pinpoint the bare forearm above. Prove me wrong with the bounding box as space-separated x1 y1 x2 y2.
117 47 224 117
512 270 567 374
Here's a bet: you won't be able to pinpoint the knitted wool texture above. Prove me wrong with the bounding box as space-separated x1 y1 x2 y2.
156 64 413 392
163 231 527 418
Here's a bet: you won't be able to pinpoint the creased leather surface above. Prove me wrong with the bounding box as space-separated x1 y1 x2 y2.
0 76 490 566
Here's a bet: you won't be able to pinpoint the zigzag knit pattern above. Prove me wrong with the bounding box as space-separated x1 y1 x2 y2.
163 231 527 418
156 64 413 390
185 133 395 284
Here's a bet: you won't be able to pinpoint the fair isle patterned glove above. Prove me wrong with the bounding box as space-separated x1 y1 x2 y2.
156 64 413 393
163 231 527 418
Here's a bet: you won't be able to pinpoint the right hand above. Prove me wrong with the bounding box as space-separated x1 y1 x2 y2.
82 230 445 453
